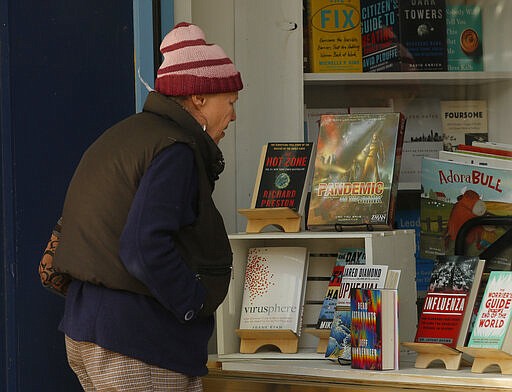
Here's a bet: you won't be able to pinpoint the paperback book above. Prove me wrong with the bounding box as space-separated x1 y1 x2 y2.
251 142 314 216
441 100 488 151
361 0 401 72
398 0 448 72
308 0 363 73
325 264 389 361
446 5 483 72
307 112 406 231
420 157 512 270
468 271 512 352
239 247 309 334
316 248 366 330
351 288 399 370
415 255 485 348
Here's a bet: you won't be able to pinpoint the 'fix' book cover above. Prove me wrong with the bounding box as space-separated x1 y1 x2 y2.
307 112 406 231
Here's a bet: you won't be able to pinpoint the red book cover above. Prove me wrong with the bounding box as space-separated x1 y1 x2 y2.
457 143 512 158
415 255 484 348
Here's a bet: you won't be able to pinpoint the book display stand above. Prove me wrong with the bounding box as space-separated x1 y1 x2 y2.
235 329 299 354
238 207 301 233
460 347 512 375
402 342 463 370
303 328 330 353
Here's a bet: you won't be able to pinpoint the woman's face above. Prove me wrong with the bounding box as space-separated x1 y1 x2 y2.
201 91 239 144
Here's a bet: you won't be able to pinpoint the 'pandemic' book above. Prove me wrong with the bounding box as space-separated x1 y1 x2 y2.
307 112 406 231
415 255 485 348
239 247 309 334
251 142 314 216
361 0 401 72
351 288 398 370
398 0 448 72
308 0 363 73
316 248 366 330
468 271 512 352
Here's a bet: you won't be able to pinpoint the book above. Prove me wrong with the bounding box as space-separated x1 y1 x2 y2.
456 143 512 159
420 157 512 270
251 142 314 216
325 264 389 361
361 0 401 72
305 107 349 145
350 288 399 370
393 98 444 188
468 271 512 352
441 100 488 151
239 247 309 334
307 112 406 231
308 0 363 73
446 5 483 72
316 248 366 329
415 255 485 348
472 141 512 153
439 150 512 170
398 0 448 72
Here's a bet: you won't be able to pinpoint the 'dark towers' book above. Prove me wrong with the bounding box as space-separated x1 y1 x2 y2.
307 112 406 231
415 255 485 349
361 0 401 72
308 0 363 73
351 288 398 370
251 142 314 216
398 0 448 71
239 247 309 334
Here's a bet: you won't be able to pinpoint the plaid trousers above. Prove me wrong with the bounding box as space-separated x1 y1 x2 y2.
65 336 203 392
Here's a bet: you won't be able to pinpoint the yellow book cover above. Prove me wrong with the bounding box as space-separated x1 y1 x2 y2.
308 0 362 73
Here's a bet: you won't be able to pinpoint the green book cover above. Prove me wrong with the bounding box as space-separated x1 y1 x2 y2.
446 5 483 72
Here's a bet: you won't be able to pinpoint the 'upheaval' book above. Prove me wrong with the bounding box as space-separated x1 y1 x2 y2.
415 255 485 348
251 142 314 216
307 112 406 231
239 247 309 334
351 288 398 370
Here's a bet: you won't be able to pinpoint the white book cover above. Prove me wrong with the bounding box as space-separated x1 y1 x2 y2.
239 247 308 334
439 150 512 170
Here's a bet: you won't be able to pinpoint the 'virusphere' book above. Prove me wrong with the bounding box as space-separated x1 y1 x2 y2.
307 112 406 231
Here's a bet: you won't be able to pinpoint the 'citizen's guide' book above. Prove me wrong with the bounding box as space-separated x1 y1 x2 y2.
325 264 389 361
307 112 406 230
239 247 308 334
316 248 366 330
251 142 314 216
351 288 398 370
468 271 512 352
414 255 485 349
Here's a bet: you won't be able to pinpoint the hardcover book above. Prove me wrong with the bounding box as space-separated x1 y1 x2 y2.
415 255 485 348
325 264 389 361
307 112 406 231
251 142 314 216
393 97 444 188
420 157 512 270
239 247 309 334
398 0 448 72
316 248 366 330
308 0 363 73
441 100 488 151
361 0 401 72
446 5 483 72
351 288 398 370
468 271 512 352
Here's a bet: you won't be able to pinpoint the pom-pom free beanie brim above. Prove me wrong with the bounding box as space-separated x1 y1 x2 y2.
155 22 243 96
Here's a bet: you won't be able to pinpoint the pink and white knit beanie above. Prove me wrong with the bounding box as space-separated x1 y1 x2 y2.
155 22 243 96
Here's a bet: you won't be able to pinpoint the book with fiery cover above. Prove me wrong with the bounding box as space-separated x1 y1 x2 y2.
351 288 398 370
307 112 406 230
415 255 485 348
252 142 314 215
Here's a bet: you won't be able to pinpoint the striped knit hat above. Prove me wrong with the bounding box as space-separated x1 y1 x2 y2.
155 22 243 96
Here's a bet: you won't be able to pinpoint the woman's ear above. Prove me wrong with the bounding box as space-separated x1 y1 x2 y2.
191 94 206 108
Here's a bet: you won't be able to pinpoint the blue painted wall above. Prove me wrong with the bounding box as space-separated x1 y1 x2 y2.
1 0 135 390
